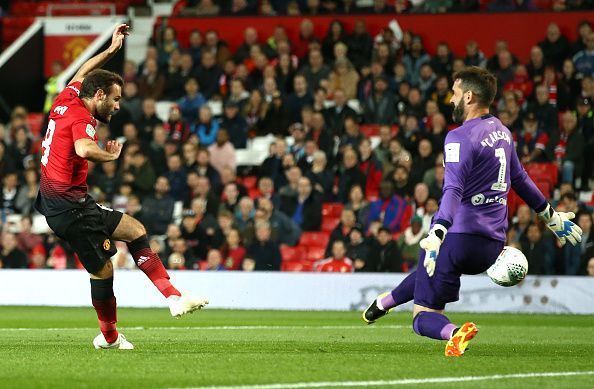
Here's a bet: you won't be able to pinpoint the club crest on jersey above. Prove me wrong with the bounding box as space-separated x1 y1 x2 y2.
103 239 111 251
86 124 96 138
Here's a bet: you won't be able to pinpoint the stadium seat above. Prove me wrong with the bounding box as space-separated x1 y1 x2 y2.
280 245 307 262
281 259 313 272
360 124 380 138
306 246 327 262
322 203 343 218
299 231 330 249
321 217 340 232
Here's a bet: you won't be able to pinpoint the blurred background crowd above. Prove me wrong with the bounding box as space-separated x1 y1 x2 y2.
0 0 593 276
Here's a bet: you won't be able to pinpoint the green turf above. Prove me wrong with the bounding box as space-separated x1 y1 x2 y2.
0 307 593 389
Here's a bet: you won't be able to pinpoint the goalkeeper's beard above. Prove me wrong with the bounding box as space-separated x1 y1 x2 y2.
452 98 467 124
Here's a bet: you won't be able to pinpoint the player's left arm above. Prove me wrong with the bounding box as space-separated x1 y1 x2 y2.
509 143 582 246
69 24 129 84
421 132 473 276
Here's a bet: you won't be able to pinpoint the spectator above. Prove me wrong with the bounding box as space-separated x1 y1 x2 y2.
136 98 163 143
328 58 360 100
540 23 571 71
396 215 424 270
246 221 281 271
464 40 487 68
558 60 581 111
307 112 334 158
177 77 206 125
494 50 516 94
281 176 322 231
516 111 549 164
234 27 260 63
326 208 358 256
412 182 430 215
521 222 555 275
367 226 402 272
221 228 246 270
306 150 334 201
257 176 280 209
221 102 248 148
122 150 156 198
548 111 584 184
301 49 331 93
572 20 592 55
403 35 430 86
260 91 290 136
285 74 314 123
220 182 241 214
363 75 396 125
410 138 436 185
338 116 364 152
187 29 203 65
203 249 225 271
420 197 438 233
527 45 546 84
345 184 370 227
572 31 594 77
235 196 255 233
587 255 594 276
137 58 165 100
14 168 38 215
196 148 222 193
139 176 175 235
191 106 219 147
391 164 414 199
120 81 143 123
577 212 594 264
347 226 370 272
164 105 189 144
576 97 594 188
530 84 559 133
347 20 373 70
165 154 187 202
335 147 366 203
358 138 383 198
195 51 223 99
324 88 358 136
0 232 27 268
208 129 236 176
430 42 454 77
368 180 409 233
315 240 354 273
16 216 42 256
1 172 19 216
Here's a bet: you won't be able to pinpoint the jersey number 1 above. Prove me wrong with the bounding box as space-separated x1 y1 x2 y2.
491 147 508 192
40 119 56 166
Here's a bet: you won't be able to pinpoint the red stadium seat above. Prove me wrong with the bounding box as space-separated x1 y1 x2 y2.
280 245 306 262
307 247 327 262
360 124 380 137
281 260 313 272
322 203 343 218
321 217 340 232
299 232 330 249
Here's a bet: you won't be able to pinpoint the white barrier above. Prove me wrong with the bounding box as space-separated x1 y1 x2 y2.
0 270 593 314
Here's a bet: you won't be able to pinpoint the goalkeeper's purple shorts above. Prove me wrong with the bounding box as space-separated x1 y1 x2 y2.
414 233 504 310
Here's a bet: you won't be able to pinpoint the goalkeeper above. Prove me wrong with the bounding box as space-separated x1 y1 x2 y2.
362 67 582 357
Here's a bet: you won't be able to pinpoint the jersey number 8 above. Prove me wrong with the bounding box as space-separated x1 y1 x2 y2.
41 119 56 166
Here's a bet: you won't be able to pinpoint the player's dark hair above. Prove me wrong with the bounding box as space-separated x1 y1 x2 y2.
79 69 124 99
453 66 497 108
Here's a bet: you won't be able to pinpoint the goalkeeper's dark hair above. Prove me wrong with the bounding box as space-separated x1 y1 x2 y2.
79 69 124 99
453 66 497 108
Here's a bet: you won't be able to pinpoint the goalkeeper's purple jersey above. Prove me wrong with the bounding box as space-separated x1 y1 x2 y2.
433 114 546 242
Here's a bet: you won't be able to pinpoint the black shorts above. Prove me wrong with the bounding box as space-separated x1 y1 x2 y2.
45 196 123 274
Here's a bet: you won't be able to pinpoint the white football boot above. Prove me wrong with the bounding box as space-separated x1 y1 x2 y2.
93 333 134 350
167 294 209 318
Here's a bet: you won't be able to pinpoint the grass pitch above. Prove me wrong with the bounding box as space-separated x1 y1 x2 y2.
0 307 593 388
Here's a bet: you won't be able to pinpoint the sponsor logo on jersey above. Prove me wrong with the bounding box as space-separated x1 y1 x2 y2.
53 106 68 115
86 124 96 138
444 143 460 163
103 239 111 251
471 193 507 206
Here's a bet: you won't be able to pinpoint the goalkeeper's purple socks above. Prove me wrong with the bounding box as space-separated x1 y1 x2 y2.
413 311 457 340
380 271 416 310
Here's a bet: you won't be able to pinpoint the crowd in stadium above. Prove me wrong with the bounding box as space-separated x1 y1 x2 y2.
0 4 594 275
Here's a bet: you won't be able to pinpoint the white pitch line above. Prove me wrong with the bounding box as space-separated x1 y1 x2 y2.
0 325 406 332
182 371 594 389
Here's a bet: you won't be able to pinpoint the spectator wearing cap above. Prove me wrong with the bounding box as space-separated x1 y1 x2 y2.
281 176 322 232
191 106 219 147
315 240 354 273
515 110 550 164
246 220 282 271
367 180 410 233
547 111 585 185
363 75 396 125
177 78 206 125
573 31 594 78
397 214 424 270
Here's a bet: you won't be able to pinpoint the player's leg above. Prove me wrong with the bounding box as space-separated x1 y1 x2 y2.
108 212 208 316
362 270 416 324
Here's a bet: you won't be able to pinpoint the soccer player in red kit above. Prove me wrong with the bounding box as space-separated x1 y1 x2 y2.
35 24 208 350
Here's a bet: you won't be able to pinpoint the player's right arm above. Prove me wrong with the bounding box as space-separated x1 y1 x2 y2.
69 24 129 84
509 144 582 246
75 139 122 162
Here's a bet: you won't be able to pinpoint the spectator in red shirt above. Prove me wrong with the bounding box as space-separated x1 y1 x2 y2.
315 240 354 273
222 228 246 270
